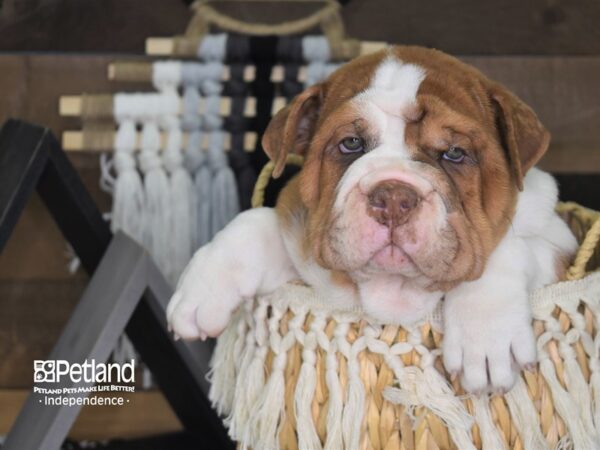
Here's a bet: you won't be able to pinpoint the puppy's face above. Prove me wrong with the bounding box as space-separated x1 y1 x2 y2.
264 47 549 291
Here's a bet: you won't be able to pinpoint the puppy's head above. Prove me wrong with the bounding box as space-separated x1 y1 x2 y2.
263 46 549 292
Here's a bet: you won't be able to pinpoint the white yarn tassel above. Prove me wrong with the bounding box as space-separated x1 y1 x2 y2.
247 306 295 450
324 325 346 450
138 102 172 278
342 338 366 449
209 309 247 415
559 330 598 440
294 314 323 450
162 118 196 285
249 353 287 450
472 395 507 450
537 333 599 450
152 60 182 95
227 300 269 439
504 377 549 450
111 94 145 242
208 131 239 237
382 329 475 450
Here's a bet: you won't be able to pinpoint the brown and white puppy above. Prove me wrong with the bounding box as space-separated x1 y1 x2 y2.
167 46 577 393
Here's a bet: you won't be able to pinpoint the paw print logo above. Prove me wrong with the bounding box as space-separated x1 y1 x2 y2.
34 360 56 383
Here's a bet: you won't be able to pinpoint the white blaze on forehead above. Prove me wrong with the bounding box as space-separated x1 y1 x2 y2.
334 57 426 211
361 56 426 117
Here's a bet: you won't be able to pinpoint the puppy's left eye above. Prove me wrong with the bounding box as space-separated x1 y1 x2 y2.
442 146 466 163
339 137 365 154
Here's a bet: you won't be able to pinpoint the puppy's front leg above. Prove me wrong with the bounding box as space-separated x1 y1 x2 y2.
442 235 537 393
167 208 298 340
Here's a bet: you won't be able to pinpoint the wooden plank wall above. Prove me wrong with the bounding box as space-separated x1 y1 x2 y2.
0 0 598 439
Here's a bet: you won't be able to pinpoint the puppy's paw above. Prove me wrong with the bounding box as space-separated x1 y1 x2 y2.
166 247 239 340
443 294 536 394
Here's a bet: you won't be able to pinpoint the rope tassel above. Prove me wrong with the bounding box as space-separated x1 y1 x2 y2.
110 94 145 242
208 131 239 237
138 100 172 278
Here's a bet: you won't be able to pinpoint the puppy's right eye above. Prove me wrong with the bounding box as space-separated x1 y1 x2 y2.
339 137 365 154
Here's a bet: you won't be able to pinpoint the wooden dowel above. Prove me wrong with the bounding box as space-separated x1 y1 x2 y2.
145 37 387 57
59 95 279 118
108 62 258 83
108 62 304 83
62 130 258 153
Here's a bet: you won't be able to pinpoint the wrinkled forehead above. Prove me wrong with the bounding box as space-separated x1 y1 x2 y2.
353 58 425 128
320 49 491 128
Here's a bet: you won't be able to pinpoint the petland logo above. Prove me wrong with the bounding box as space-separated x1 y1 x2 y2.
34 359 135 384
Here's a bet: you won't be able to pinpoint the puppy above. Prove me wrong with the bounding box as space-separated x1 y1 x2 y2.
167 46 578 393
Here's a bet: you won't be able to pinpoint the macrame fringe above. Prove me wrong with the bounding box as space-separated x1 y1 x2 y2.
294 317 323 450
504 377 549 450
226 300 269 440
111 96 145 242
138 114 172 277
209 275 600 450
471 395 506 450
162 117 195 285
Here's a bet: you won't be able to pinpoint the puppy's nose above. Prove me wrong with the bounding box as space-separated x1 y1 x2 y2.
367 181 420 226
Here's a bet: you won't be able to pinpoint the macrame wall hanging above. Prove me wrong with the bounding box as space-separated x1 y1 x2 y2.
65 0 365 400
153 62 197 284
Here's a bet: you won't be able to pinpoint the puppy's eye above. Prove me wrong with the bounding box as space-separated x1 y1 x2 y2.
339 137 364 154
442 146 466 163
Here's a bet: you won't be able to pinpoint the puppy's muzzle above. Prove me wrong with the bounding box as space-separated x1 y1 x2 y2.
367 180 420 227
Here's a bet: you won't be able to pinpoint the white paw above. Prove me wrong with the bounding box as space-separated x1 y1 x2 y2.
166 246 240 341
442 294 536 394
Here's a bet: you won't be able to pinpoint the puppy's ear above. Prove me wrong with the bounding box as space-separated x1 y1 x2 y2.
490 84 550 191
262 84 322 178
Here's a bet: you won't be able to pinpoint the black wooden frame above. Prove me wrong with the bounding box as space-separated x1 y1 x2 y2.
0 119 233 449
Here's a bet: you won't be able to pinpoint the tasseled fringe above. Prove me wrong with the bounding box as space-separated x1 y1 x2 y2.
227 300 269 439
342 337 367 449
246 305 292 450
208 310 243 415
161 116 196 285
138 107 172 277
382 328 475 450
181 61 226 249
185 131 213 247
181 63 203 250
110 95 145 242
323 323 348 450
207 132 239 237
294 314 323 450
152 60 182 95
504 377 549 450
537 338 599 449
471 395 507 450
559 330 597 439
207 280 600 450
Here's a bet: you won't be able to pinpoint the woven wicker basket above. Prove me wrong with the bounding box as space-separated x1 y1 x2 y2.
208 160 600 450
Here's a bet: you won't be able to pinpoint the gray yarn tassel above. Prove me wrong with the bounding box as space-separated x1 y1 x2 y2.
185 131 213 248
208 131 239 237
302 35 340 87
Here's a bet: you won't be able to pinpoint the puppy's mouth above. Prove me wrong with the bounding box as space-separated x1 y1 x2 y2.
368 243 417 273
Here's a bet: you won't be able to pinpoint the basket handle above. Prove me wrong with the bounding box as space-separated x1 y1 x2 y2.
174 0 360 59
567 215 600 280
251 154 304 208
